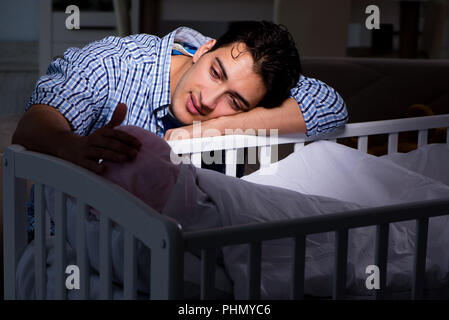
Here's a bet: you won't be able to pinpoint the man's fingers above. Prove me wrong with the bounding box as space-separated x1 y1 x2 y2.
89 134 138 159
164 127 192 141
106 103 127 129
163 129 172 141
104 128 141 150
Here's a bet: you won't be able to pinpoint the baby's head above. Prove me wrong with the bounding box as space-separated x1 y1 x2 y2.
101 125 181 213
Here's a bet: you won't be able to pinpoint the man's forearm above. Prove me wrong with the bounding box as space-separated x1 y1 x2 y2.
210 97 307 135
164 98 308 141
13 103 141 173
12 104 75 157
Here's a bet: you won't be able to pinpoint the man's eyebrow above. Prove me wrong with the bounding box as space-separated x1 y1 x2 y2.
215 57 251 109
215 57 228 80
233 92 250 109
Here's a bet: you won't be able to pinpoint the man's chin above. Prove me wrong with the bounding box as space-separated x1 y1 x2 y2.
178 112 197 125
169 106 188 125
172 109 202 125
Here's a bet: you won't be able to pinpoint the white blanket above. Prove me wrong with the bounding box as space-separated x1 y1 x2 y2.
243 142 449 207
163 142 449 298
240 142 449 298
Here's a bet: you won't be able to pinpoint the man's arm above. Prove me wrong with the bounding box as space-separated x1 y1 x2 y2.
12 103 141 173
164 98 305 140
165 76 348 140
15 33 148 172
289 75 348 136
13 105 74 157
164 98 306 140
201 97 307 135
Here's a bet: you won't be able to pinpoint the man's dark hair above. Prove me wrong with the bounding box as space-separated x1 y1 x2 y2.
210 20 302 108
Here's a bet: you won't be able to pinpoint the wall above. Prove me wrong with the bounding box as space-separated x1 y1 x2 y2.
274 0 352 57
157 0 273 38
0 0 39 42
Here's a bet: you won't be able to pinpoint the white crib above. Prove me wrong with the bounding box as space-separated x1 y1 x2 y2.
3 114 449 300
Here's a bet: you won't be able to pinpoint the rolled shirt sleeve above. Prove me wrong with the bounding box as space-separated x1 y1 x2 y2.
290 75 348 136
27 57 110 136
26 40 116 136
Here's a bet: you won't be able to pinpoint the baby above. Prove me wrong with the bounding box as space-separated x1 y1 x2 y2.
101 125 181 213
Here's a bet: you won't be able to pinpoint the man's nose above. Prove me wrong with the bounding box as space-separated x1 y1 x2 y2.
200 87 224 113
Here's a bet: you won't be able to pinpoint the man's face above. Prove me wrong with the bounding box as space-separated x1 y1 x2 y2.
170 41 267 125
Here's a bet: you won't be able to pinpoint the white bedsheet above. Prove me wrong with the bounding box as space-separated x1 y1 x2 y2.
16 142 449 299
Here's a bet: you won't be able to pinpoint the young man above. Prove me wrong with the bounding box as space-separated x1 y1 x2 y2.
12 21 348 173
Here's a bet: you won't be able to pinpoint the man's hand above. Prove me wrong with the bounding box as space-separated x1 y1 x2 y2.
58 103 141 173
164 125 197 141
164 118 226 141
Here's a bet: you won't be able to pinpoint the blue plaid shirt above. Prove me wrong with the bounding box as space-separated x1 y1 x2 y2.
27 27 348 137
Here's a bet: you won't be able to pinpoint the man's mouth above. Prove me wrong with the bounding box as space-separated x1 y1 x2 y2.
187 93 204 116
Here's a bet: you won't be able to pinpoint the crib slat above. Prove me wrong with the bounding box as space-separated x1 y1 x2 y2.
258 146 271 167
412 217 429 300
34 183 46 299
225 149 238 177
237 148 246 167
333 229 348 300
357 136 368 153
270 144 279 163
54 190 67 300
247 242 262 300
100 215 112 299
76 201 89 299
124 230 137 300
294 142 305 152
374 224 389 300
291 236 306 300
2 150 27 301
388 133 398 154
417 130 428 148
247 147 258 165
179 154 190 165
201 248 216 300
191 152 202 168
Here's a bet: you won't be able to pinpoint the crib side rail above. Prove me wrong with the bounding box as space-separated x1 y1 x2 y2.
168 115 449 176
3 145 183 300
184 198 449 250
183 197 449 300
168 115 449 153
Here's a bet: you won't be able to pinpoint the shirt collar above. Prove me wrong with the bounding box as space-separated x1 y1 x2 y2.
154 27 212 119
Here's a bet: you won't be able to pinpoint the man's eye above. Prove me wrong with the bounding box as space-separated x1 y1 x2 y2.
230 97 241 111
210 67 219 79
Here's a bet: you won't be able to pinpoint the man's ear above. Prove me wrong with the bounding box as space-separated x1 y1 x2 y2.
192 39 217 63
